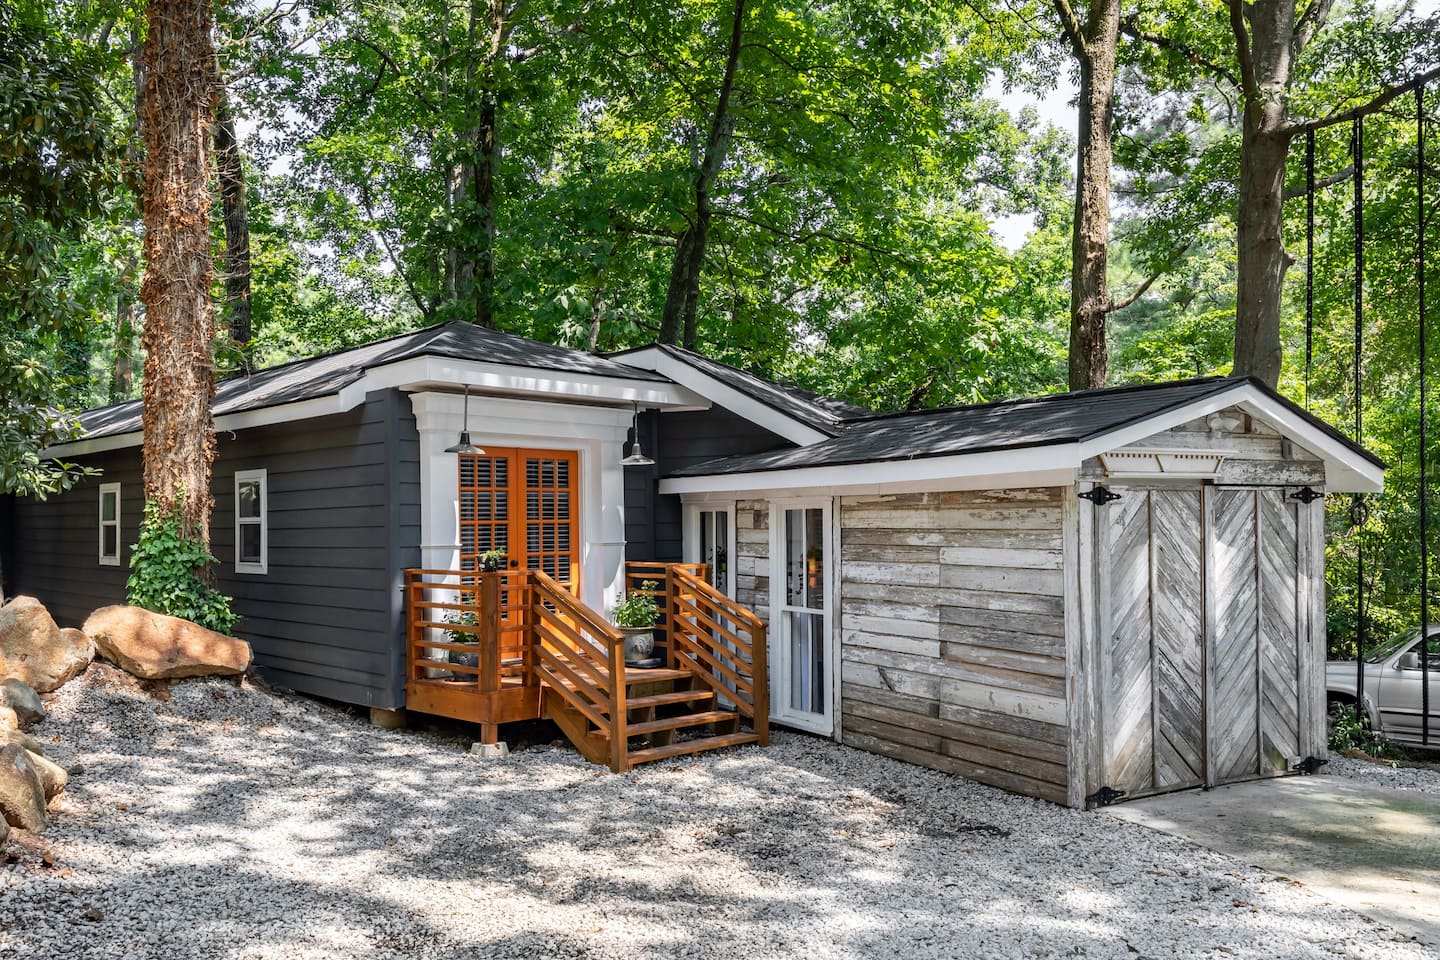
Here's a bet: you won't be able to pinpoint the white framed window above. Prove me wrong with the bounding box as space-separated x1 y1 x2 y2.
98 482 121 566
234 469 268 574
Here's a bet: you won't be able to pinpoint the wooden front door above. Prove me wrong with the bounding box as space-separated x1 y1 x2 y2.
458 448 579 592
1096 485 1314 800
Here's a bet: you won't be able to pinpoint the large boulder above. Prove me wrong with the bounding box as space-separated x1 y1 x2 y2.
83 606 251 680
24 750 67 801
0 597 93 693
0 679 45 728
0 744 47 832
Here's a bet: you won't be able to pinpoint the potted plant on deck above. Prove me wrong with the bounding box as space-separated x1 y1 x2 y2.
444 550 507 680
612 581 661 667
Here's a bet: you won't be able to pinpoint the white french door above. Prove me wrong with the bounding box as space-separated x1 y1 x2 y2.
772 501 834 735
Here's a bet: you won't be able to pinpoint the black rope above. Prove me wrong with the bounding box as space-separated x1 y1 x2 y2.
1306 128 1316 409
1353 117 1367 705
1420 83 1431 746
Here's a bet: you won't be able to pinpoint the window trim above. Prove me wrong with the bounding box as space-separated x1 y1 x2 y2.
98 482 121 566
234 469 268 575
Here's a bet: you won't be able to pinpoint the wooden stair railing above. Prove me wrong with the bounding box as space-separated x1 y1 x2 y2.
667 565 769 747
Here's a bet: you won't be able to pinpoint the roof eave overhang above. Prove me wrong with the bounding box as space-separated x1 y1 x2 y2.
364 355 707 409
618 346 834 446
660 444 1082 497
659 381 1385 498
45 355 708 458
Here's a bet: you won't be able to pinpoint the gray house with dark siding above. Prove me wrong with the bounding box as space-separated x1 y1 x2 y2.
2 321 1389 807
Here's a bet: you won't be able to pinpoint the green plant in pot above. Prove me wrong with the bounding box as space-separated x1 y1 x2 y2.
612 581 660 666
443 551 505 680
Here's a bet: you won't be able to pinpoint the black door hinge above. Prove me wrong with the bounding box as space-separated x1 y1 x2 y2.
1079 486 1122 506
1292 756 1328 775
1289 486 1325 504
1086 785 1127 807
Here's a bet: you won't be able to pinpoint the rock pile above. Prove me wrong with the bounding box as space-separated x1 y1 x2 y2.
0 595 253 845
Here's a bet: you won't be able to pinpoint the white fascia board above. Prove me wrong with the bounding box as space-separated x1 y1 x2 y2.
365 356 706 409
618 346 832 446
44 392 356 458
660 444 1081 497
1072 383 1384 494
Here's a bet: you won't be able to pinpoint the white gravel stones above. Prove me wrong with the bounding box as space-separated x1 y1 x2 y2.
1 666 1433 960
1327 754 1440 795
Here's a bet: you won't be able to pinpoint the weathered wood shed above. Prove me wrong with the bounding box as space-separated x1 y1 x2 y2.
661 377 1384 807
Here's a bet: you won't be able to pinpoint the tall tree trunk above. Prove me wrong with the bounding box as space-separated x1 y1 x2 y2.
471 92 498 328
138 0 218 547
1232 123 1293 384
659 0 745 346
215 86 252 366
1057 0 1120 391
1228 0 1304 387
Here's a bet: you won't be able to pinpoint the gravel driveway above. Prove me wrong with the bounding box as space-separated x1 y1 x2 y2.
2 666 1432 960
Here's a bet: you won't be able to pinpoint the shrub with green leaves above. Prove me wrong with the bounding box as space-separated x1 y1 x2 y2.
612 582 660 629
126 499 239 634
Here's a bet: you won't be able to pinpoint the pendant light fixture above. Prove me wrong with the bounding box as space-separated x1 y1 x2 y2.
621 400 655 467
444 385 484 455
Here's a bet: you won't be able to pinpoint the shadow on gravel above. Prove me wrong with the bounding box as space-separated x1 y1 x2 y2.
3 669 1431 960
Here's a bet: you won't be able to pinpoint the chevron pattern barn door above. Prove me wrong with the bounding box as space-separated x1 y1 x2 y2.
1098 489 1205 796
1097 485 1306 799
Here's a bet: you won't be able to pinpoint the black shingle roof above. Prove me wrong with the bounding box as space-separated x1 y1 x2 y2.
77 321 668 441
607 344 872 437
669 376 1385 477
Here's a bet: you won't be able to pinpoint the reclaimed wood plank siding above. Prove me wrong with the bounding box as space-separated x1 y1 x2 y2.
837 489 1070 805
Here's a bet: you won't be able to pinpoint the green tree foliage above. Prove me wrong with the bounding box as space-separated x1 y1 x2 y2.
0 2 130 495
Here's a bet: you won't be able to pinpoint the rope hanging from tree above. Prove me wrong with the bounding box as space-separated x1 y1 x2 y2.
1306 129 1316 409
1419 82 1432 746
1352 116 1368 704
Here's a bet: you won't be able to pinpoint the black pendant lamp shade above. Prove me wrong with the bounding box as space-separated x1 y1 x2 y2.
621 401 655 467
444 385 484 455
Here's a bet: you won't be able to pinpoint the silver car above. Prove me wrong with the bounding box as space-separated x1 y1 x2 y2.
1327 628 1440 748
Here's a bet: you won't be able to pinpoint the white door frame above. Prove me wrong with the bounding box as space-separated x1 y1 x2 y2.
769 498 837 736
682 502 737 598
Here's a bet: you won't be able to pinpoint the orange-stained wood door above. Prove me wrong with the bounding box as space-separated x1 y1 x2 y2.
458 448 579 593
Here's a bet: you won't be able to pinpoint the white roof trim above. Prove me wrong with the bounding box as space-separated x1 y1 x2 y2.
616 346 831 446
364 355 707 409
45 392 358 458
661 445 1081 496
44 353 706 458
660 381 1384 497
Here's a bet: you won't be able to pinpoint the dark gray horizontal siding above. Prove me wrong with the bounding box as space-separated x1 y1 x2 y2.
10 388 419 711
624 406 790 564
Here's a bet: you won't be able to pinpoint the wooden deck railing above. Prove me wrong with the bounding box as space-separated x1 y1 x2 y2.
404 568 535 743
666 565 769 746
528 569 631 771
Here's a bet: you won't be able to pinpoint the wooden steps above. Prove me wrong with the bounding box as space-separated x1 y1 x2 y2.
541 662 755 771
627 731 760 765
616 709 737 738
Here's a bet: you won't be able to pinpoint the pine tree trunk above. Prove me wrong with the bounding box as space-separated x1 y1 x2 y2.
215 89 252 365
1065 0 1119 392
138 0 218 547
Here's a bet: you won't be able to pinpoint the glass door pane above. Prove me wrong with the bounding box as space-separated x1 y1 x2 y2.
778 506 829 729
